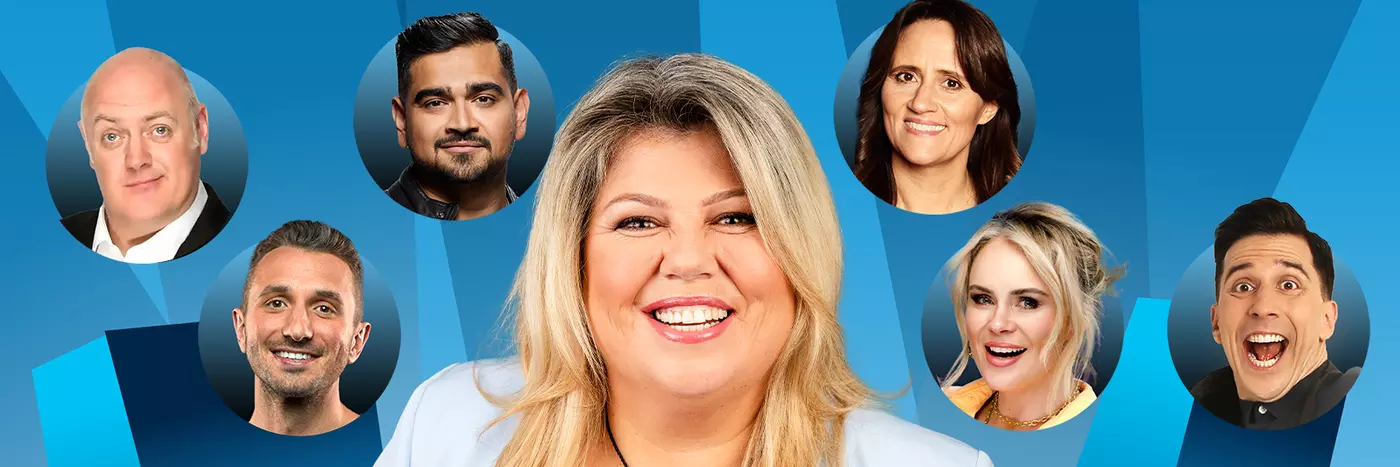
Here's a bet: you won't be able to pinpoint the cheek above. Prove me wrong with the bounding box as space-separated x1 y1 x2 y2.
1024 309 1058 349
584 237 657 326
944 95 986 127
963 308 989 338
719 236 793 328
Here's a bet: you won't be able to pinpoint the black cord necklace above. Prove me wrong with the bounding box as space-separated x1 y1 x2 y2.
605 411 630 467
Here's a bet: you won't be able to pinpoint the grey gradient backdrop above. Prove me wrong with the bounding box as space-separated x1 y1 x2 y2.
353 28 556 207
833 27 1037 178
197 242 402 422
45 69 248 219
1168 245 1369 390
920 233 1127 398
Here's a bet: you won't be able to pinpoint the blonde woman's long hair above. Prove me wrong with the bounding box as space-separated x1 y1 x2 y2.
939 202 1123 408
480 53 871 467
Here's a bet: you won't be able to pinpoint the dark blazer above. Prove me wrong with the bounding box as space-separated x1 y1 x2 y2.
60 181 232 261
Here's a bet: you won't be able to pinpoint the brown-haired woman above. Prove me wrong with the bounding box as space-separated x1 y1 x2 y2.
854 0 1021 215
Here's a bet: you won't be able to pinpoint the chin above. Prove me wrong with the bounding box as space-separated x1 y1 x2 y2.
894 145 955 167
643 360 739 398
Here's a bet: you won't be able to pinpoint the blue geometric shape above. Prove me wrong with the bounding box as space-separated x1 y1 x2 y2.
1266 0 1400 464
415 216 468 378
0 0 116 135
108 323 383 466
442 190 534 361
1077 299 1191 467
33 336 141 467
129 264 169 323
1137 0 1362 298
699 0 919 424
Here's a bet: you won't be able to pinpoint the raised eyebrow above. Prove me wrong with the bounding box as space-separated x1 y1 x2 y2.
144 111 176 122
92 114 119 126
1224 262 1254 283
1279 260 1311 280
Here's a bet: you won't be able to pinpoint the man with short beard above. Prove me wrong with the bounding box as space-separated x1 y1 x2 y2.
386 12 530 221
233 220 372 436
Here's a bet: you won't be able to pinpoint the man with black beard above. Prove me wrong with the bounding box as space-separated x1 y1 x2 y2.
233 220 372 436
386 12 530 221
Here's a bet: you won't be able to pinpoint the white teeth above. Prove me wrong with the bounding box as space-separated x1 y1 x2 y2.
905 121 947 132
988 346 1024 353
275 351 312 360
1247 352 1279 368
653 306 730 326
1247 333 1286 343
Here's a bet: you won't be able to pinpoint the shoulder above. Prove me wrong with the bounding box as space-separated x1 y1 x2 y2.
60 209 99 242
843 408 992 467
374 359 524 467
1190 366 1235 398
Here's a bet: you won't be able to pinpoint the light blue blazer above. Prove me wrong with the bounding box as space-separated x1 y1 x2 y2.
375 359 993 466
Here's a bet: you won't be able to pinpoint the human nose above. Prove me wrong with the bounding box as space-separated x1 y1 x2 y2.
1248 289 1284 319
447 101 479 134
907 81 941 114
124 133 152 171
281 306 314 342
660 223 717 282
987 302 1016 334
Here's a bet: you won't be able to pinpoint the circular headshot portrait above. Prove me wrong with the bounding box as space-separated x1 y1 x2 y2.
46 47 246 264
197 220 401 437
834 0 1036 216
923 202 1125 431
353 11 556 221
1168 198 1367 431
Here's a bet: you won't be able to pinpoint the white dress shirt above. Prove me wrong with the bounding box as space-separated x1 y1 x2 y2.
375 359 994 467
92 182 208 264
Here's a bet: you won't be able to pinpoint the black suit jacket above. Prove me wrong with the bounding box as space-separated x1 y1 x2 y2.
60 182 232 260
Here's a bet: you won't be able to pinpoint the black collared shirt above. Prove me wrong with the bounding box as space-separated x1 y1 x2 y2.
1191 360 1360 430
385 167 517 220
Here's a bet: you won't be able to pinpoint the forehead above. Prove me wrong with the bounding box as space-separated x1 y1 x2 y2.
968 237 1046 290
405 43 506 90
599 129 740 199
893 19 959 66
1223 234 1315 274
87 65 186 121
249 248 356 294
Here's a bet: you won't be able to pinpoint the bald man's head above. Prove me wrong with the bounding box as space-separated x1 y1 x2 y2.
78 47 210 239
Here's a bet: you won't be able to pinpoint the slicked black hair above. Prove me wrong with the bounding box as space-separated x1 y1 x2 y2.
1213 198 1334 300
395 12 518 99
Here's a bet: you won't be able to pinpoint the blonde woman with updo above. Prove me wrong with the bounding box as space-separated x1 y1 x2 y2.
941 202 1123 430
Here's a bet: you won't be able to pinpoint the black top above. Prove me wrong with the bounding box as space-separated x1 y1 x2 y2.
60 181 232 261
1191 359 1360 430
385 166 517 220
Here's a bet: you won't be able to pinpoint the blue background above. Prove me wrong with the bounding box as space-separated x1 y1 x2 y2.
0 0 1394 466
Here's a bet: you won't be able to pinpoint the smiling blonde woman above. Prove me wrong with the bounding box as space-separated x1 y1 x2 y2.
376 54 992 467
941 202 1123 431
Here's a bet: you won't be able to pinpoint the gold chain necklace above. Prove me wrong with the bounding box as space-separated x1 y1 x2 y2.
987 385 1083 429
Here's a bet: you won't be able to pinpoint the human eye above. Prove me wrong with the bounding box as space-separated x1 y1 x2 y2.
616 216 659 231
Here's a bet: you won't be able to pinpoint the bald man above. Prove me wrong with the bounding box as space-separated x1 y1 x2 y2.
61 47 231 263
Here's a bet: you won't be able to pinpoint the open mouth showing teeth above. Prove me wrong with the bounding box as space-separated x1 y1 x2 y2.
905 121 947 132
651 306 731 332
1244 333 1288 368
986 346 1027 358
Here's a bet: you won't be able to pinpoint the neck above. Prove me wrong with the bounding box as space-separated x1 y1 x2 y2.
601 377 763 467
995 377 1071 425
105 186 198 254
890 149 975 214
248 380 354 436
413 165 511 221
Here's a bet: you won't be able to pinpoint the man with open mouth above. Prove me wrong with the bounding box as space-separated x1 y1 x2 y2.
1192 198 1361 430
232 220 373 436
